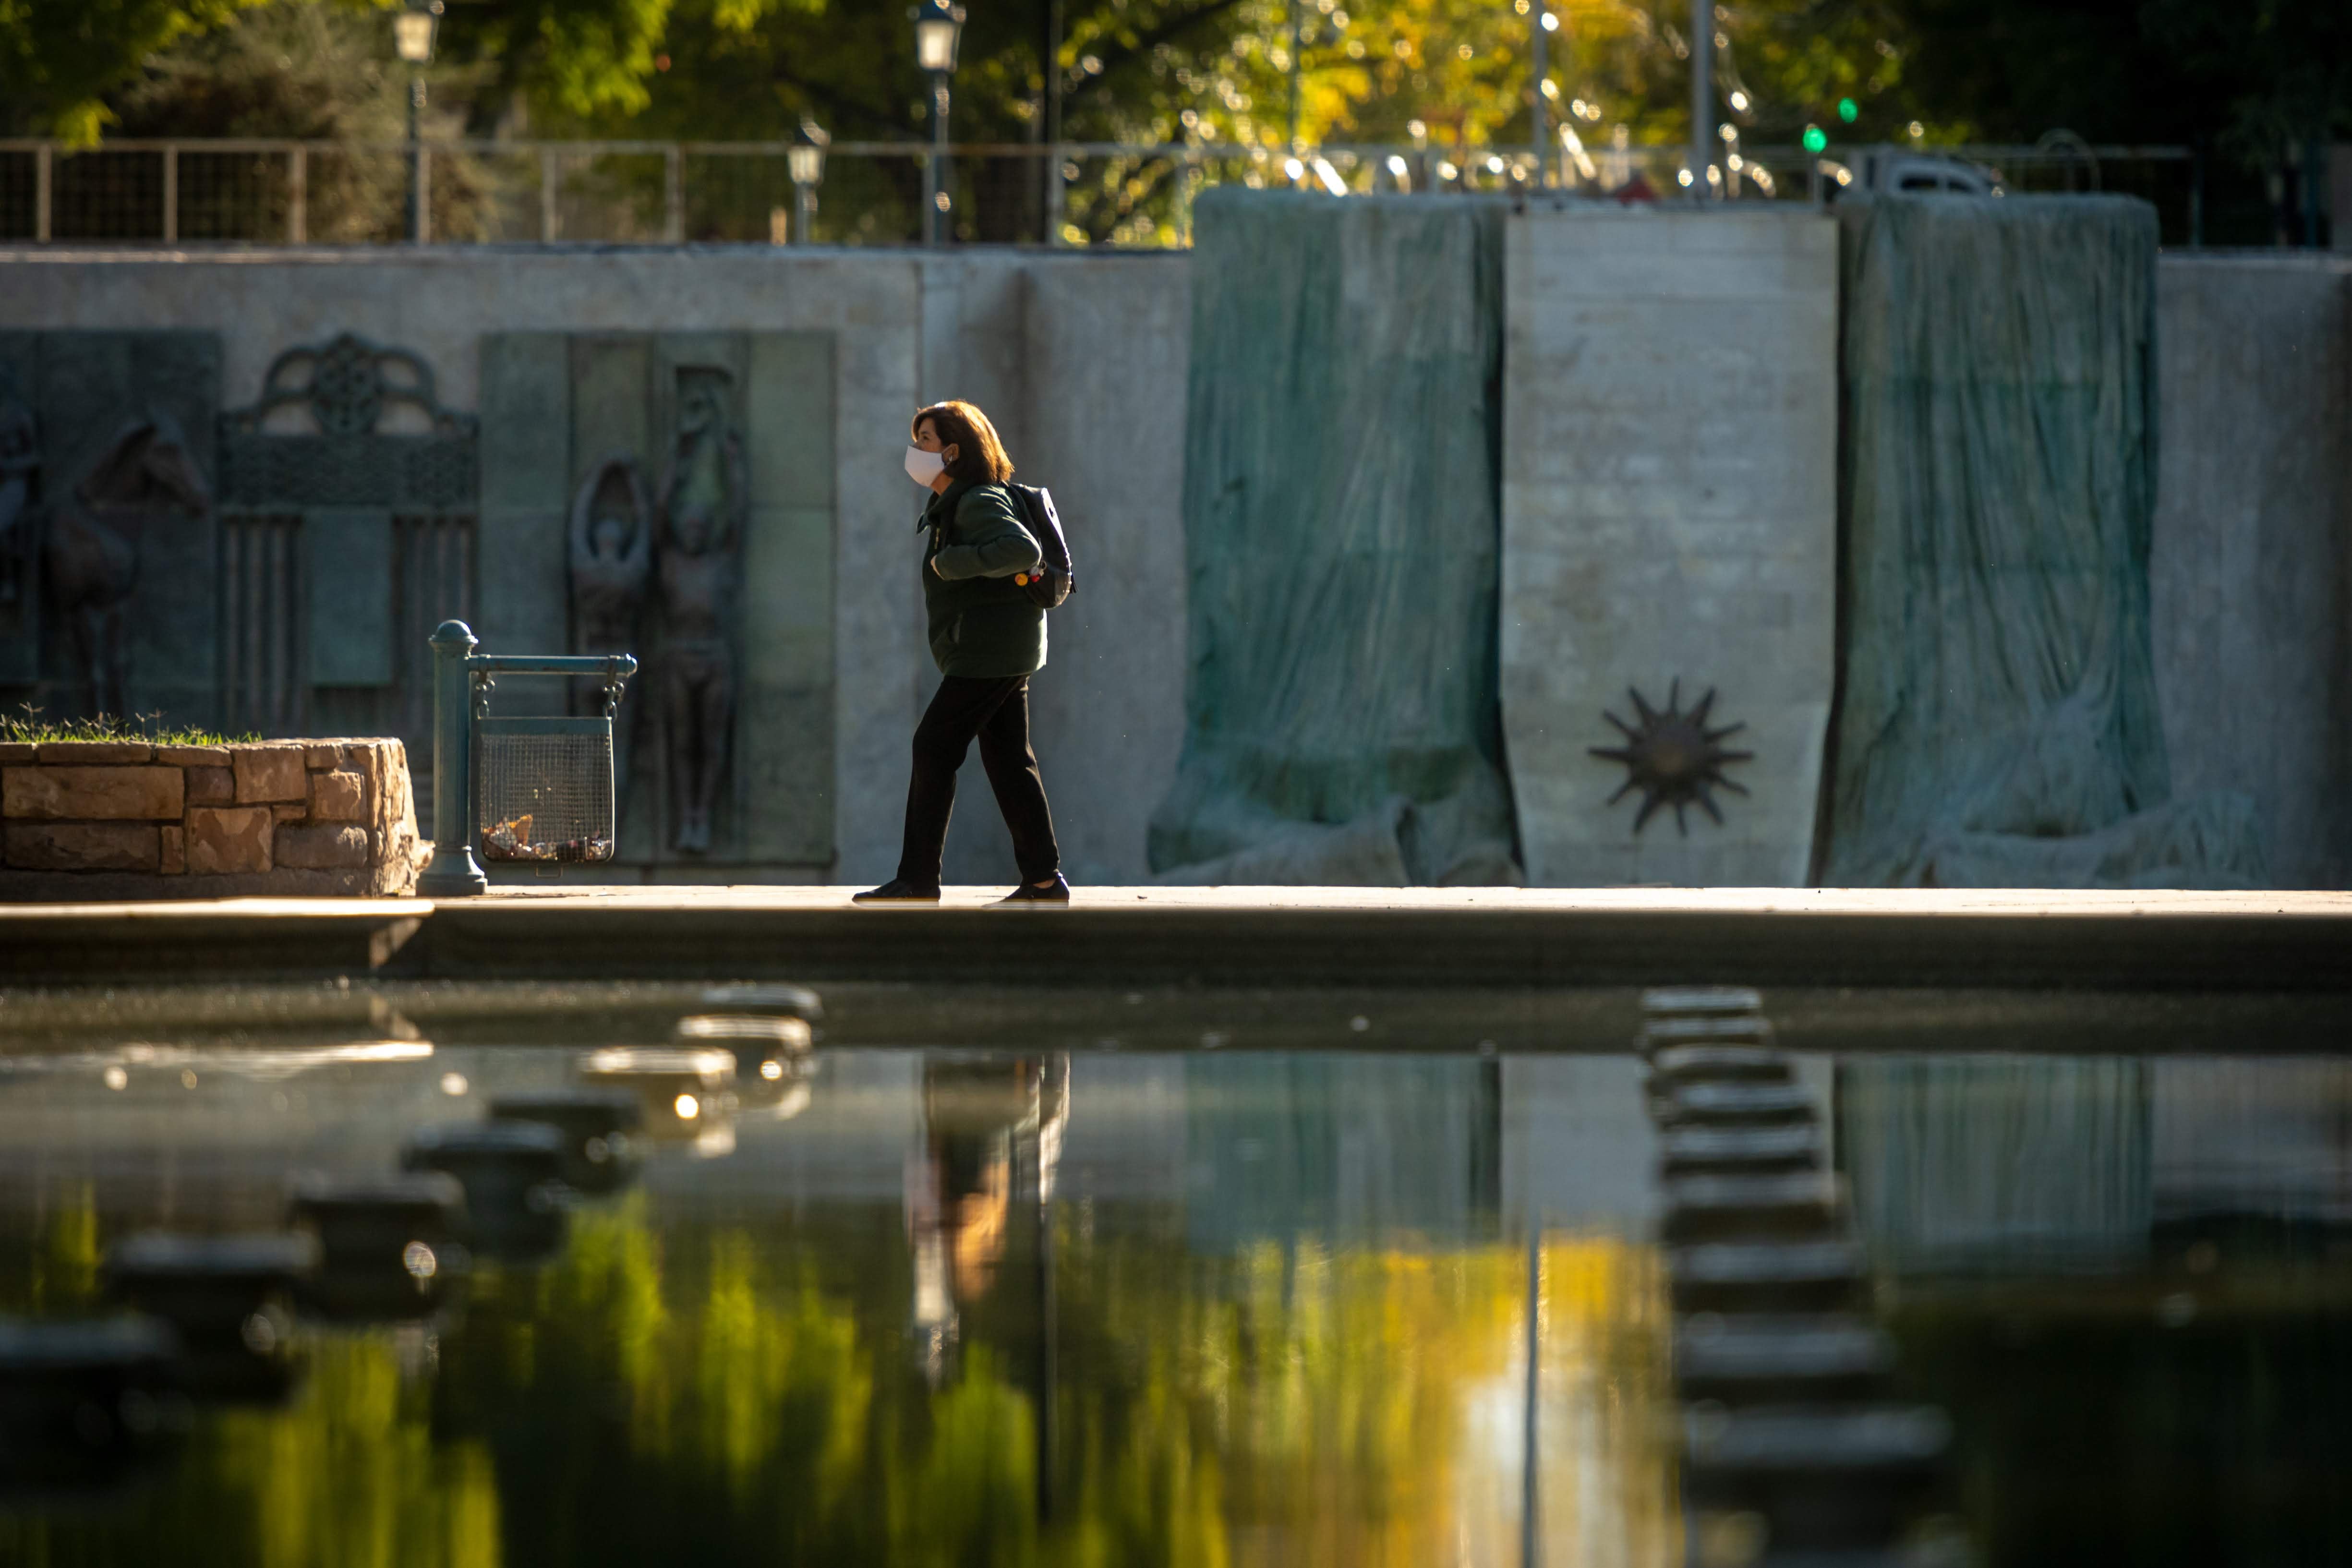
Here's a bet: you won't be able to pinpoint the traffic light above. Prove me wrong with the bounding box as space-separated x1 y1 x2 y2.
1837 97 1858 124
1802 124 1827 154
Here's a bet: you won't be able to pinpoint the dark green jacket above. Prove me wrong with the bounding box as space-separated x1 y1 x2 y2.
919 478 1048 678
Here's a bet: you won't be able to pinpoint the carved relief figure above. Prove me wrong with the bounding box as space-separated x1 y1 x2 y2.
0 374 35 612
44 410 210 717
570 452 653 657
655 373 746 855
569 452 653 807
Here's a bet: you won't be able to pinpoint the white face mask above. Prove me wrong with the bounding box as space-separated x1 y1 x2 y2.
904 445 947 488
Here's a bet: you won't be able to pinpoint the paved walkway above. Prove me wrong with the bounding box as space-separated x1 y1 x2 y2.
3 886 2347 990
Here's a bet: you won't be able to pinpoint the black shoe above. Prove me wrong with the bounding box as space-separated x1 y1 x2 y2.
852 878 941 905
994 874 1071 907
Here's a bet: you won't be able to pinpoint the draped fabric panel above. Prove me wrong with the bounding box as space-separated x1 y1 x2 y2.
1148 190 1520 885
1825 195 2263 887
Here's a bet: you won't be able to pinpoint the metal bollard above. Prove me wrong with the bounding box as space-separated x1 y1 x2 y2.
417 619 488 897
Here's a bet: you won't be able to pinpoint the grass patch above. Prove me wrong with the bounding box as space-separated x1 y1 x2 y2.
2 705 260 748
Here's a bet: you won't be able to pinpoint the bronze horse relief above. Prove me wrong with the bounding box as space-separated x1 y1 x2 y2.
41 411 212 720
0 374 36 621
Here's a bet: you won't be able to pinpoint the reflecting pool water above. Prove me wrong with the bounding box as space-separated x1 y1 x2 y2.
0 1009 2346 1568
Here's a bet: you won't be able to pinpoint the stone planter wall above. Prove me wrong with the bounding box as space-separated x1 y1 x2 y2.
0 739 426 900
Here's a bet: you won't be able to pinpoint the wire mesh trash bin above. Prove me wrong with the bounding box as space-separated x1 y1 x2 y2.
416 620 637 897
476 718 616 863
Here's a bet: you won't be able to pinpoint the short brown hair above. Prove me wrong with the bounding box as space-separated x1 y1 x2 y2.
912 400 1014 484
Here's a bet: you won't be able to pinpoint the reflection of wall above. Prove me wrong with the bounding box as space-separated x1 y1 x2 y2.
1183 1054 1502 1249
1839 1055 2152 1274
1500 1057 1661 1236
2152 1057 2352 1224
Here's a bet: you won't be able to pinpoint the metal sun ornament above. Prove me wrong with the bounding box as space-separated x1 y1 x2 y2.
1590 679 1754 836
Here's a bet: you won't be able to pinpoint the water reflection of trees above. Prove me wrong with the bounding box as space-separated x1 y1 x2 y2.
427 1198 1548 1566
1 1206 1662 1566
0 1050 1677 1566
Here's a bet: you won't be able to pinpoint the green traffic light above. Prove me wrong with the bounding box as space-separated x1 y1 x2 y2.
1837 97 1858 123
1802 125 1827 153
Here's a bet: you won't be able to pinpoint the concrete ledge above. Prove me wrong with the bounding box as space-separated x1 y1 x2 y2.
0 887 2346 992
0 868 419 901
0 900 428 981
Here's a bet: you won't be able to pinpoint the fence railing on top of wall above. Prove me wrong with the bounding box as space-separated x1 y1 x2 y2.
0 138 2196 250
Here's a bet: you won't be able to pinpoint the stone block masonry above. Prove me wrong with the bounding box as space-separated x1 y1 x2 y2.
0 738 426 900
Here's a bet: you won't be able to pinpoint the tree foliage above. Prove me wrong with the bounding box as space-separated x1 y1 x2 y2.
20 0 2348 241
0 0 265 143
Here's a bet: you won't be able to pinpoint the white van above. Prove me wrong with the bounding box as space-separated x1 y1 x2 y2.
1826 146 2005 197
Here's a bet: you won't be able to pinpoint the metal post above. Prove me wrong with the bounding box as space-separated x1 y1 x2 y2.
1046 144 1066 245
1521 1214 1543 1568
664 144 685 242
33 145 50 242
540 148 559 241
1530 0 1548 187
405 76 423 242
417 143 433 243
2304 133 2324 249
927 77 950 244
288 146 307 243
1287 0 1303 153
161 145 177 243
2189 148 2204 248
1688 0 1711 200
417 618 488 897
1042 0 1064 243
795 179 815 244
1035 1088 1058 1521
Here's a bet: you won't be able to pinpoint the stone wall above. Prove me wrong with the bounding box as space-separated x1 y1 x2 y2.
0 241 2343 891
916 252 1193 887
2148 253 2352 889
0 245 1190 889
1500 205 1840 886
0 737 423 899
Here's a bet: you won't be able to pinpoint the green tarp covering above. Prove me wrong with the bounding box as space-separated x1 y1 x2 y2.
1825 194 2264 887
1147 190 1520 885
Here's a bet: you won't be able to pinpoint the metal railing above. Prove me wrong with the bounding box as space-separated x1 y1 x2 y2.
0 138 2203 249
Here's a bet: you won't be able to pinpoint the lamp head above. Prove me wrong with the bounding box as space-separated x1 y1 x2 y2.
914 0 965 73
789 118 829 186
394 0 442 64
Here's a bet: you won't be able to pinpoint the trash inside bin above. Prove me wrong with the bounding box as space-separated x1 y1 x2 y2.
474 717 616 863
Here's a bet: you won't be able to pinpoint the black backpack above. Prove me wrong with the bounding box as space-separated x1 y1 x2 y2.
1005 483 1074 610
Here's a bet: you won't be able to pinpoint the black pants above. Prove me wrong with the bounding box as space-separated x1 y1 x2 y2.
896 674 1061 889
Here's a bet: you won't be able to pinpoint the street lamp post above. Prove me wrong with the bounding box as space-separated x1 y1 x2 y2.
789 119 828 244
1286 0 1303 154
1686 0 1711 201
1530 0 1549 187
395 0 442 243
914 0 965 246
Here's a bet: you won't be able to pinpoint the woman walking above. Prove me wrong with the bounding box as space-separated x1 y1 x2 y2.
855 401 1069 906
